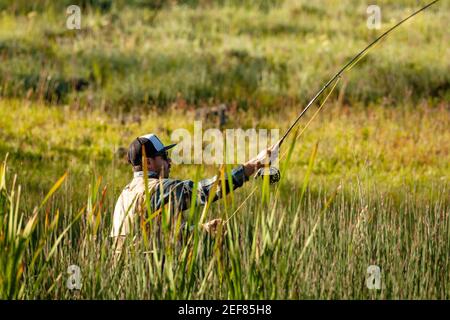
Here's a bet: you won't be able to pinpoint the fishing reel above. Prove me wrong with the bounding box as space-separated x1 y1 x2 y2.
254 166 281 184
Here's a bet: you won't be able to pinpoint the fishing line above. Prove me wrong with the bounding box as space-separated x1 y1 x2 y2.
278 0 440 147
229 0 440 221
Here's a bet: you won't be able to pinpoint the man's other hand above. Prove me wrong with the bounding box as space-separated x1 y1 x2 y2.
202 218 225 235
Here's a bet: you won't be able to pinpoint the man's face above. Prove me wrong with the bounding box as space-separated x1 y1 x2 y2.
148 153 171 178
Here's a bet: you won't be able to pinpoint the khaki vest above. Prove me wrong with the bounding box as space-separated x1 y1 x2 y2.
111 177 160 237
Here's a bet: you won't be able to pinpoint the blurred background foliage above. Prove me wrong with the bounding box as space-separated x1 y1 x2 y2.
0 0 448 112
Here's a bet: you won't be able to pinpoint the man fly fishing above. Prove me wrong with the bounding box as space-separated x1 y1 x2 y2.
111 134 277 250
111 0 440 252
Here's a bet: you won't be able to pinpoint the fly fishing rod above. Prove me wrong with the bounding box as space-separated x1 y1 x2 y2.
255 0 440 184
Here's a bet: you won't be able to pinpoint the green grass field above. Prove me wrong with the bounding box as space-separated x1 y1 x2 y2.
0 0 449 299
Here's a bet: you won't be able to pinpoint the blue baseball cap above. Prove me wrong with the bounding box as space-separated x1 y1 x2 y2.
127 134 176 166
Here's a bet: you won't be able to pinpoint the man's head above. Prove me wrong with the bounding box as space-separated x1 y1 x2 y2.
127 134 176 178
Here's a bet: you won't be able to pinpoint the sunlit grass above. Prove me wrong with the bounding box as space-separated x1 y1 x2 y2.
0 0 448 299
0 97 449 298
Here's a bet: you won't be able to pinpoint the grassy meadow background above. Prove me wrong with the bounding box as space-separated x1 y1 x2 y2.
0 0 449 299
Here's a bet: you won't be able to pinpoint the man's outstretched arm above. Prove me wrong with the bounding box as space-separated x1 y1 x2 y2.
151 164 248 212
150 144 277 212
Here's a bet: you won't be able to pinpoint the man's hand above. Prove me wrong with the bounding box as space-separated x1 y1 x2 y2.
202 218 225 236
243 142 279 178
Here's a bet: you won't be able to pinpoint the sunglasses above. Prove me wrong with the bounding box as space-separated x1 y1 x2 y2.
157 150 169 161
